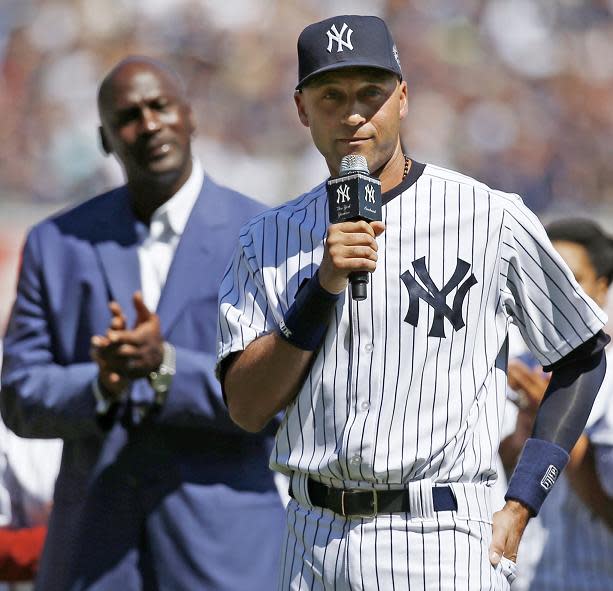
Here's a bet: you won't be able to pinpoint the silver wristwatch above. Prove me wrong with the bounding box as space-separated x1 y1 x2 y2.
148 342 176 406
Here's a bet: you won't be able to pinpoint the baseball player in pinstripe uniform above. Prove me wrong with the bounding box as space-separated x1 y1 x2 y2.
216 15 609 590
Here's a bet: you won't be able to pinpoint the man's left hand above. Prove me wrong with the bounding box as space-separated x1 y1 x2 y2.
95 292 164 379
489 499 531 567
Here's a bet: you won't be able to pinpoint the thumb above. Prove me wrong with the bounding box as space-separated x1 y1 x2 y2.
371 221 386 238
133 291 151 326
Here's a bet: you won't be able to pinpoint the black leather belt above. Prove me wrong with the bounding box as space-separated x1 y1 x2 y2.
292 478 458 518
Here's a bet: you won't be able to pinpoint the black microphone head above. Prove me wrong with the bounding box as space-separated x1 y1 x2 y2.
340 154 369 175
327 156 382 224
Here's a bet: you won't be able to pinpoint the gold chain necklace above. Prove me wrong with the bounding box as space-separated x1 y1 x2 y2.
402 155 410 180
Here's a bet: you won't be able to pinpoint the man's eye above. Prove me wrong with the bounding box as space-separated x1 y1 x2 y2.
322 91 341 100
117 109 140 124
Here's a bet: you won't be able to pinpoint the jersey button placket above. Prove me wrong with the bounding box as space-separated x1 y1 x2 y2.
343 299 371 480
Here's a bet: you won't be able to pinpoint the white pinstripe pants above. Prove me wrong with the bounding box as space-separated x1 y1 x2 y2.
278 482 513 590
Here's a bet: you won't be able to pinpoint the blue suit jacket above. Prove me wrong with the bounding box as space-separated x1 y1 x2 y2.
1 177 285 591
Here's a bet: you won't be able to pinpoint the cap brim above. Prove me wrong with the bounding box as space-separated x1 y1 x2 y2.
296 61 402 90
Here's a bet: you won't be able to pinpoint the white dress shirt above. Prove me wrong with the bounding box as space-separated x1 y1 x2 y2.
137 159 204 311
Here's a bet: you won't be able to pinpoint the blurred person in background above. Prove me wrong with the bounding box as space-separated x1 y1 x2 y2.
0 56 285 591
499 218 613 591
2 1 613 213
0 342 62 590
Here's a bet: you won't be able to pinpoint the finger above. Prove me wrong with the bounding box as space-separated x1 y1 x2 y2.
133 291 151 326
329 232 379 249
507 363 543 399
108 301 127 332
518 371 548 405
106 327 144 345
114 343 140 357
106 329 122 344
337 245 378 262
332 220 376 237
108 301 126 321
90 335 108 348
108 372 123 385
371 221 385 237
489 513 507 566
507 361 533 384
110 315 126 331
335 257 378 273
501 527 523 563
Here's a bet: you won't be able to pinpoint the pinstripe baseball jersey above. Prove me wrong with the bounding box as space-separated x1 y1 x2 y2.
217 161 606 492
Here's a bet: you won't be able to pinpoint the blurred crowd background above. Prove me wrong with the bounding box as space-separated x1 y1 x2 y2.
1 0 613 325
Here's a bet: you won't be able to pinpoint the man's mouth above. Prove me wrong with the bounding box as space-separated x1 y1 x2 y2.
145 142 172 159
338 137 371 145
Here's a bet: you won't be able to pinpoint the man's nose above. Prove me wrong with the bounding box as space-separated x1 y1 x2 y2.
140 108 161 133
341 101 367 126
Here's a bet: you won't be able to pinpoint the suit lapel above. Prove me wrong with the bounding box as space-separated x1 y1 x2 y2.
156 179 219 335
93 189 141 328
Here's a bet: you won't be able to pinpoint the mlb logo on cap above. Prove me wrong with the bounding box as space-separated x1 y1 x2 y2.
296 15 403 89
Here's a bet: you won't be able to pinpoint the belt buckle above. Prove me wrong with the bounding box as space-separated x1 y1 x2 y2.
340 489 378 518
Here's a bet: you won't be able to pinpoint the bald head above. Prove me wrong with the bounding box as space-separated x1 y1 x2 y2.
97 56 195 213
97 56 186 119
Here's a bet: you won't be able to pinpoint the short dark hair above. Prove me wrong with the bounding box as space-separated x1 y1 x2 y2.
545 218 613 284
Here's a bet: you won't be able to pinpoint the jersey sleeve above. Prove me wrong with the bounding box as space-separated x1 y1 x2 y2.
216 220 281 375
499 197 606 368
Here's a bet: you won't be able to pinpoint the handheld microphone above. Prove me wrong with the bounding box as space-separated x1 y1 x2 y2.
326 155 382 301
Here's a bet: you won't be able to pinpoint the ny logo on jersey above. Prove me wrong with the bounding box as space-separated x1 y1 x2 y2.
326 23 354 53
364 184 375 203
400 257 477 338
337 184 351 203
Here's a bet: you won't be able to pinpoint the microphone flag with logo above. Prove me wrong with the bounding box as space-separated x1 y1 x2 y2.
326 154 382 301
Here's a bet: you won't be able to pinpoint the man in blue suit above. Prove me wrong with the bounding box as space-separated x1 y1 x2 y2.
0 56 285 591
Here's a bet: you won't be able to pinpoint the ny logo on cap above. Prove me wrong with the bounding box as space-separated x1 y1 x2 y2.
337 184 351 203
393 45 401 68
326 23 353 53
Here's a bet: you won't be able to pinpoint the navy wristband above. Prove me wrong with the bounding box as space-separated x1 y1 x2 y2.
277 271 340 351
505 438 570 515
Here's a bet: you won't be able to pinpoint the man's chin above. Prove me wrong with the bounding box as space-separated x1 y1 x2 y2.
136 155 187 181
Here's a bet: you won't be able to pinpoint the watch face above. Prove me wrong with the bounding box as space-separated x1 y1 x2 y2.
149 366 173 394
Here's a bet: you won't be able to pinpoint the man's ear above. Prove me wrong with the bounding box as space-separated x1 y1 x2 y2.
398 80 408 121
99 126 112 155
188 106 196 136
294 91 310 128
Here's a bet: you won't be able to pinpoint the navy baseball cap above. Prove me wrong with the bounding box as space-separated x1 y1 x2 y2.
296 15 402 90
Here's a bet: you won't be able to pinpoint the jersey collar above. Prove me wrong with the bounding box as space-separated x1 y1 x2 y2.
382 159 425 205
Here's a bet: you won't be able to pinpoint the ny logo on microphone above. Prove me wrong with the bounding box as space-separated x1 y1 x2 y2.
326 23 354 53
337 184 351 203
400 257 477 338
365 184 375 203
